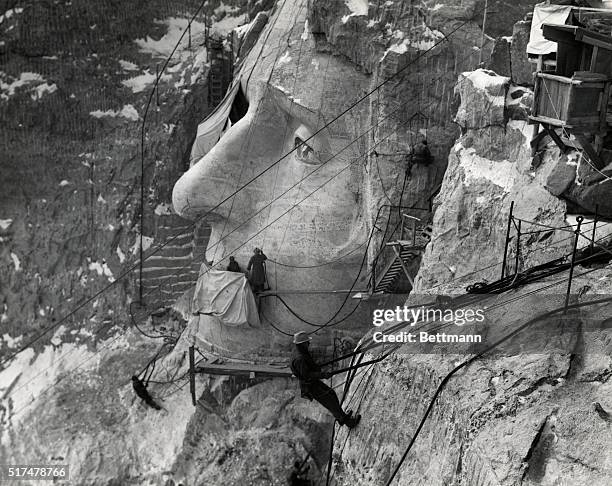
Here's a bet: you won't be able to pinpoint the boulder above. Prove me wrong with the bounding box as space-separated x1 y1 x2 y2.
488 36 511 77
545 153 577 196
511 20 535 85
455 69 510 129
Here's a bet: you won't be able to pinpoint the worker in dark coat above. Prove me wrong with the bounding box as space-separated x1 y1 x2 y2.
412 140 433 165
247 247 267 293
287 459 311 486
227 256 242 273
290 332 360 428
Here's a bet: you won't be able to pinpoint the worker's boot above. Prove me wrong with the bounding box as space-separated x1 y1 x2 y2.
343 413 361 429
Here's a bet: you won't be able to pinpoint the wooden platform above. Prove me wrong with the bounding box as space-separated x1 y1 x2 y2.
194 362 294 378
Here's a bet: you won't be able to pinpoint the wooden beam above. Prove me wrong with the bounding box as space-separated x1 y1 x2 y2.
529 114 574 129
530 125 547 154
590 45 599 71
575 134 604 170
391 244 415 289
543 125 568 153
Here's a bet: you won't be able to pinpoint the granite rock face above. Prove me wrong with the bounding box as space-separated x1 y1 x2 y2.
3 1 611 485
329 57 612 486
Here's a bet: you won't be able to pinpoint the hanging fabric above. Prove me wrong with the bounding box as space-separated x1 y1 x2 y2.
189 77 243 166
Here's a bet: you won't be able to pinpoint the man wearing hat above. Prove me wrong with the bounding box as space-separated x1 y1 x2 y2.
290 331 360 428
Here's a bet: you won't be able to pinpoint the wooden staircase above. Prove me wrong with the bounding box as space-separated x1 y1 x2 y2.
373 241 423 293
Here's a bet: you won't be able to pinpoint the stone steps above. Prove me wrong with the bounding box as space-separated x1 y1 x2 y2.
137 213 211 308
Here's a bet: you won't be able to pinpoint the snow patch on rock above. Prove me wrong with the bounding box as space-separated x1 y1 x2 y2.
0 7 24 24
463 69 509 92
0 72 56 101
90 104 139 121
2 332 21 347
10 252 21 271
119 60 139 71
116 246 126 263
135 18 207 59
0 219 13 230
0 342 99 431
154 203 173 216
342 0 368 23
458 146 515 192
88 259 115 282
122 70 171 93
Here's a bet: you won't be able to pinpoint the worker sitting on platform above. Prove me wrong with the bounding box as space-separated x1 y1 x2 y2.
247 247 268 293
290 332 360 428
131 375 162 411
226 255 242 273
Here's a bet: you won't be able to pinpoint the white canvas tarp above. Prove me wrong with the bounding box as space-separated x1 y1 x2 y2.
192 268 260 327
526 3 573 55
189 78 242 166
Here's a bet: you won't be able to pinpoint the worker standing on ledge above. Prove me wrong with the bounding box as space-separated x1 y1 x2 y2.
247 247 267 293
290 332 360 428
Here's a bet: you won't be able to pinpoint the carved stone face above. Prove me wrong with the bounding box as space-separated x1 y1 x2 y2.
172 1 382 356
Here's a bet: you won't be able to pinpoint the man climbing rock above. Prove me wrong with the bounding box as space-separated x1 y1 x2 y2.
247 247 268 293
131 375 162 410
290 331 360 428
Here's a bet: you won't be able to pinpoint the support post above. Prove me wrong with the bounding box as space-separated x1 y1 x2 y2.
479 0 488 65
189 345 196 406
565 216 583 313
501 201 514 279
155 64 160 107
514 220 521 276
591 204 598 253
371 259 377 293
188 23 192 50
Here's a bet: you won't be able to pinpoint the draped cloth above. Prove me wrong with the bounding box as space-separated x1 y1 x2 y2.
191 268 260 327
189 78 242 166
526 3 573 56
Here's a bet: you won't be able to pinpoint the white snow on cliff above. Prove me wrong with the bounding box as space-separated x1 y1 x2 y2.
90 104 140 121
122 70 170 93
0 72 57 101
342 0 368 23
10 252 21 271
135 18 207 59
457 146 515 192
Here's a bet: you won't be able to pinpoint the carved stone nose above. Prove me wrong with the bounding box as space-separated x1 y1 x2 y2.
172 116 252 220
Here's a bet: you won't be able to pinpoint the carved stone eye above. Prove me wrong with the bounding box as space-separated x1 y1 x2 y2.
294 136 316 163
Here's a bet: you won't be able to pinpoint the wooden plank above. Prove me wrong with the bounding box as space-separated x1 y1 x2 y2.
529 115 574 129
537 72 579 85
581 33 612 52
391 245 415 289
543 125 568 153
195 362 294 378
531 124 546 155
